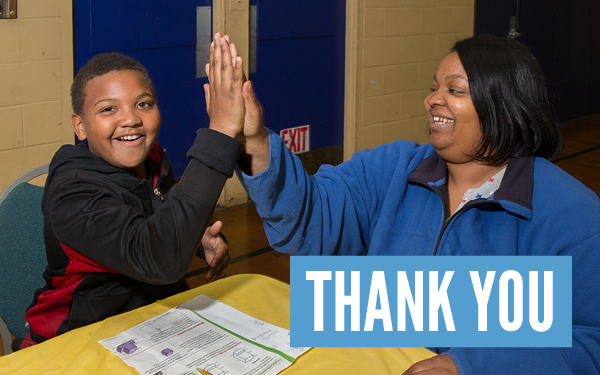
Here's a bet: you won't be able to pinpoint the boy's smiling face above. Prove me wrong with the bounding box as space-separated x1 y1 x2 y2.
71 69 160 178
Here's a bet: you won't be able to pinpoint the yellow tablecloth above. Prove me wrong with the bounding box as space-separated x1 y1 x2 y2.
0 274 434 374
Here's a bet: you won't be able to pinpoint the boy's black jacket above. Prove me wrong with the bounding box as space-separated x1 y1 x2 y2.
25 129 242 343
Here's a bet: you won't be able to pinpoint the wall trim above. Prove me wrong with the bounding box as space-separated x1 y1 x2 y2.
343 0 358 161
212 0 226 36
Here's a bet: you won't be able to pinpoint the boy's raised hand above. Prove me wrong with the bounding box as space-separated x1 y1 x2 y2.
204 34 264 142
204 33 245 139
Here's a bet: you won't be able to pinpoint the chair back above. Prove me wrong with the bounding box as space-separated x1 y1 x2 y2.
0 166 48 354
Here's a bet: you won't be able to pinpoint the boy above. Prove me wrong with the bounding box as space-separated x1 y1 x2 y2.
17 33 245 350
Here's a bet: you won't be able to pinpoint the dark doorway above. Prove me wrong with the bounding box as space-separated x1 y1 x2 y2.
475 0 600 122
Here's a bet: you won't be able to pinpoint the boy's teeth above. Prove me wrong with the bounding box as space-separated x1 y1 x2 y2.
433 116 454 124
118 135 141 141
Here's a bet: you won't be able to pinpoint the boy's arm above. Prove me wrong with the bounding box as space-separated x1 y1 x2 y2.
45 131 237 284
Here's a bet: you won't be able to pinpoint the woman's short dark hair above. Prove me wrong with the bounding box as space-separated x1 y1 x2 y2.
71 52 156 116
452 35 562 163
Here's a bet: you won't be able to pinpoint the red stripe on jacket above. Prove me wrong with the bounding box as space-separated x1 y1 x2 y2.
25 243 117 339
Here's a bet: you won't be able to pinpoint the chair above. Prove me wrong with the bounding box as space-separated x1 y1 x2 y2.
0 164 49 355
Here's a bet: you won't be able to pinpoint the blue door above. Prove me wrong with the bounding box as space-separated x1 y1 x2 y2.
74 1 345 176
250 0 346 152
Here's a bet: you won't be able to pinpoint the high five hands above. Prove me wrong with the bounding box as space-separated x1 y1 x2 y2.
204 33 269 175
204 33 460 374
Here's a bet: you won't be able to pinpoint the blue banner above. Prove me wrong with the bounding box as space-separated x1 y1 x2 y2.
290 256 571 347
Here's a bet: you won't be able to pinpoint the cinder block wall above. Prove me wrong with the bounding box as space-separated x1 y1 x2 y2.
0 0 73 191
355 0 474 151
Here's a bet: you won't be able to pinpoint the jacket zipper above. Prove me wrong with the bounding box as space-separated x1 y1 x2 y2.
412 180 496 255
423 183 447 255
433 216 451 255
433 198 501 255
153 188 165 202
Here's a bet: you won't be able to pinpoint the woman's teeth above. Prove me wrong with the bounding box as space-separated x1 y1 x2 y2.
433 116 454 124
117 135 141 141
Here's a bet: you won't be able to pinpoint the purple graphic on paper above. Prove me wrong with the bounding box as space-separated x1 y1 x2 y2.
117 339 137 354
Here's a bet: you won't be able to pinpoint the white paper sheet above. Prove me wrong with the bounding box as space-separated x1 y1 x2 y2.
99 295 310 375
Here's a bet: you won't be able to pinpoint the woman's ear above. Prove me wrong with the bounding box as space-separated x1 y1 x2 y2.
71 114 87 141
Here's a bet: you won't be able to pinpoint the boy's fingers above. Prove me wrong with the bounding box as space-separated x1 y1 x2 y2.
210 249 227 270
206 249 229 281
233 56 244 85
230 42 238 61
205 62 210 79
219 36 234 85
207 221 223 237
208 41 215 83
229 42 247 83
212 34 223 86
230 43 238 72
203 83 210 113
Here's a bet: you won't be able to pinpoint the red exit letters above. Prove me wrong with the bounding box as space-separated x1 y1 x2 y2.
280 125 310 154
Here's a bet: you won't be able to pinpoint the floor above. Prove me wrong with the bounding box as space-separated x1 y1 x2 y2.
184 114 600 289
185 204 291 288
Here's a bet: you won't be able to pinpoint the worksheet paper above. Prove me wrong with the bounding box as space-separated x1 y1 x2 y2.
99 295 310 375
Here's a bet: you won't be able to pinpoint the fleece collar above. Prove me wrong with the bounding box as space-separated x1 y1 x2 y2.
407 152 535 220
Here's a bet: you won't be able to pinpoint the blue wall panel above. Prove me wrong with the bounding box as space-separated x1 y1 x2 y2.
90 1 196 52
257 0 335 40
251 0 346 150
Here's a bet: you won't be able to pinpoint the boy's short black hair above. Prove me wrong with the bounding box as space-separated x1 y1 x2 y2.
71 52 156 115
452 35 562 163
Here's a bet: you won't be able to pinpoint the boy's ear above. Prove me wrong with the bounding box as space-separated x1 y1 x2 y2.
71 114 87 141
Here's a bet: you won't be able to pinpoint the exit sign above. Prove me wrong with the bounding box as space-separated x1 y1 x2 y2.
280 125 310 154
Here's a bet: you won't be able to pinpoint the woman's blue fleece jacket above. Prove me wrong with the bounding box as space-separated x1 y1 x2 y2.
239 129 600 375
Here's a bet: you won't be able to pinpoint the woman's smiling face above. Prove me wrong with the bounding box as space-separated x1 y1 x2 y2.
424 52 482 164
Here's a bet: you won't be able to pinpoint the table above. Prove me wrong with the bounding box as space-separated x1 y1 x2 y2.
0 274 434 374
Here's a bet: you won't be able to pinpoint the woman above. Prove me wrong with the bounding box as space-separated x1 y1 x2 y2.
209 35 600 374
